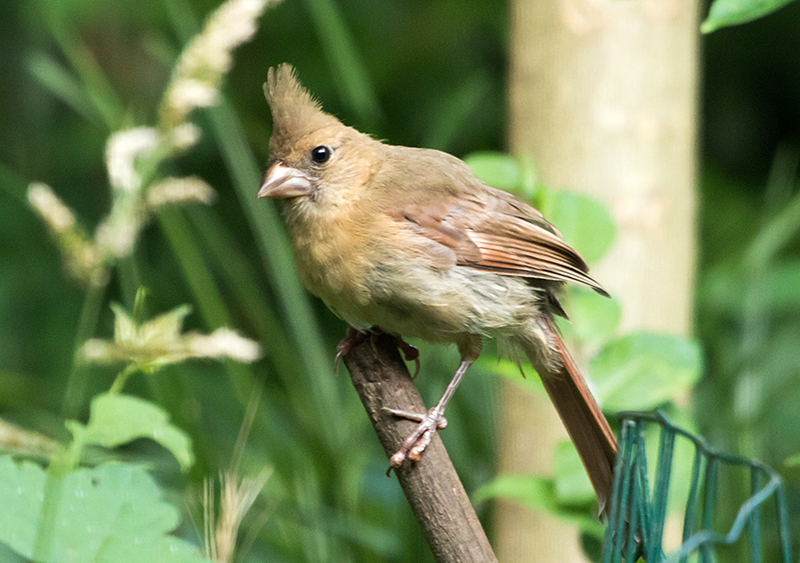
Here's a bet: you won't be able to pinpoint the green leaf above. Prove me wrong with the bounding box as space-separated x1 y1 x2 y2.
590 333 703 411
473 473 554 509
553 441 595 506
26 52 104 125
82 393 194 471
464 151 524 192
744 188 800 270
785 453 800 467
303 0 382 127
425 71 492 153
701 260 800 318
473 356 545 396
473 473 604 537
110 303 136 343
541 191 615 264
701 0 796 33
0 456 209 563
563 286 621 346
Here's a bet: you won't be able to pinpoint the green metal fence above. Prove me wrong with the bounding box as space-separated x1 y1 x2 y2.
602 411 793 563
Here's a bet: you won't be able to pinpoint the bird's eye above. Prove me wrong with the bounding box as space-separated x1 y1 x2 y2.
310 145 332 164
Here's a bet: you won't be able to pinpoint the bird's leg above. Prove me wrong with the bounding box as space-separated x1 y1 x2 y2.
334 326 369 371
387 358 473 468
386 335 481 469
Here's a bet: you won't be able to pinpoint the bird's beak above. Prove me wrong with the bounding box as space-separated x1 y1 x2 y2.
257 161 313 198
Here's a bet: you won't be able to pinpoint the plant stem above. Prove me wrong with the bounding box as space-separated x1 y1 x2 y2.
109 363 140 395
62 270 110 418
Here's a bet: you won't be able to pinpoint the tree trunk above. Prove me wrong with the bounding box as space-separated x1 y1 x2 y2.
496 0 700 561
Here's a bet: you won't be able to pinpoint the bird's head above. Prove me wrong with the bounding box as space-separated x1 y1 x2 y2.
258 64 376 213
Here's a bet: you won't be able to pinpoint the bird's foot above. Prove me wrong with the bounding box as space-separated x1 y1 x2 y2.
393 336 420 378
334 328 419 377
384 407 447 469
334 327 369 371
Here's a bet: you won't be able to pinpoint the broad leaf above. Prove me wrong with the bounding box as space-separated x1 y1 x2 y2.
702 0 796 33
541 191 615 264
563 286 621 346
590 333 703 411
553 441 595 506
473 473 604 537
473 356 545 396
81 393 194 471
464 151 524 192
0 456 209 563
785 453 800 467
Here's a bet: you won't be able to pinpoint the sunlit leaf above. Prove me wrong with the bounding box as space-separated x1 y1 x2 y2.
542 191 615 264
473 473 604 537
473 356 545 396
785 453 800 467
564 286 621 346
590 333 703 411
464 151 524 192
701 0 796 33
0 456 209 563
473 473 553 508
553 441 595 506
83 393 193 471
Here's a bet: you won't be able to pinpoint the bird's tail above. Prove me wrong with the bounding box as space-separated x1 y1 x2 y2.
521 317 618 516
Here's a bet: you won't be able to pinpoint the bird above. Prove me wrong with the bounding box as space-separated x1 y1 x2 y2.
257 63 618 514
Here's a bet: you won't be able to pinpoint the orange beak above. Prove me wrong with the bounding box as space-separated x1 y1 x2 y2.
257 161 313 198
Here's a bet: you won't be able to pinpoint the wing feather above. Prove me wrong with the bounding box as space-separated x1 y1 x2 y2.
396 190 608 296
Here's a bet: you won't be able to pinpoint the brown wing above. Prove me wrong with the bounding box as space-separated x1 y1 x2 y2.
398 188 608 297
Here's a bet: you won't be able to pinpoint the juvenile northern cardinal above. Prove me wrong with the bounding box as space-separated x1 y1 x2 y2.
258 64 618 513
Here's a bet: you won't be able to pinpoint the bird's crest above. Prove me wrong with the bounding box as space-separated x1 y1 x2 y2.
264 64 341 146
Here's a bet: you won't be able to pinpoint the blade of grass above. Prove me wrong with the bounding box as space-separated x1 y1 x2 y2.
61 274 109 418
157 206 304 470
184 207 300 377
424 69 491 152
209 99 348 448
745 188 800 271
165 0 346 452
159 206 330 435
45 15 124 130
157 207 254 393
302 0 381 128
0 162 29 205
26 52 104 125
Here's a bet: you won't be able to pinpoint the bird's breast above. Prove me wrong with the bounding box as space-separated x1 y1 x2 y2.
283 202 546 343
284 204 376 312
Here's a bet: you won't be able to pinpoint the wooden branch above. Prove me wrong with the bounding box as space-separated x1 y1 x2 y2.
343 333 497 563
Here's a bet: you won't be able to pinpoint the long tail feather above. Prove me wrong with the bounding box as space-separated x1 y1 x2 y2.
522 317 617 515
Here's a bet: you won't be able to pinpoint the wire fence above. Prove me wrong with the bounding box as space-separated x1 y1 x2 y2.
602 411 793 563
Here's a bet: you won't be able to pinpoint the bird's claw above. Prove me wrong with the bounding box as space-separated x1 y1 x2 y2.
395 337 421 378
333 327 369 371
334 328 421 378
385 407 446 472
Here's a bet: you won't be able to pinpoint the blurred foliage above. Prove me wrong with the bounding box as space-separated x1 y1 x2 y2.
702 0 798 32
0 457 210 563
467 153 702 552
0 0 799 561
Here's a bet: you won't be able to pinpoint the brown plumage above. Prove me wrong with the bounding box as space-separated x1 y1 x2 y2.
258 64 618 514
